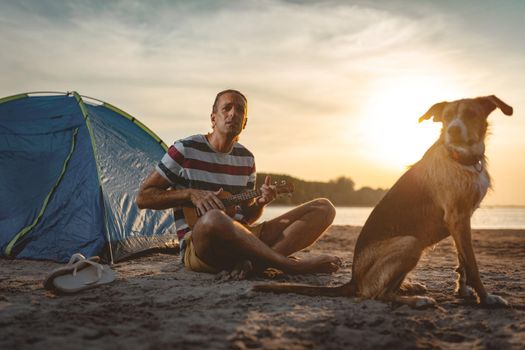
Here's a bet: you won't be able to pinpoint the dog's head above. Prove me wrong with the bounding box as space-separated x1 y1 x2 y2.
418 95 513 163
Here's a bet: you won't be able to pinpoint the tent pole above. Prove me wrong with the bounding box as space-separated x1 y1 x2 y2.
73 92 115 264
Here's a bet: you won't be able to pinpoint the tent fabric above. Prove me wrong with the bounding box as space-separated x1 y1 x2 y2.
0 92 177 262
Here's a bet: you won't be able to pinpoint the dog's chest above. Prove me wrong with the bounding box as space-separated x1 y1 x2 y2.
424 157 490 214
475 169 490 204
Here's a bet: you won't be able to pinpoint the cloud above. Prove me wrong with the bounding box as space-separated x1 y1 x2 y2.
0 1 517 125
0 1 448 91
0 0 491 153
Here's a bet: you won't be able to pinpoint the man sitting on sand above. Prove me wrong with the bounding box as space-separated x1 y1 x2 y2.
136 89 340 278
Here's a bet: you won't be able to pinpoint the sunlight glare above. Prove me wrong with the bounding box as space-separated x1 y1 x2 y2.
357 76 463 170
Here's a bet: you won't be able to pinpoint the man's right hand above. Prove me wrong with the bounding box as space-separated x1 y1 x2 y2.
189 188 225 215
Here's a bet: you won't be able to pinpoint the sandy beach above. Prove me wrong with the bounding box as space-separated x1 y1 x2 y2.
1 225 524 350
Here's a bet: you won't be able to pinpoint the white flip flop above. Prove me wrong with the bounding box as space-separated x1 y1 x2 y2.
43 253 116 294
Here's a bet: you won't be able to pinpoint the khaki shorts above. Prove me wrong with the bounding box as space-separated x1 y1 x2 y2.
183 222 264 274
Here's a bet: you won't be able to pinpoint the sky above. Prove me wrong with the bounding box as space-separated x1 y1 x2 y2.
1 0 524 205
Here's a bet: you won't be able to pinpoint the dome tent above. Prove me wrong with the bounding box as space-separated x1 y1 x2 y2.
0 91 177 263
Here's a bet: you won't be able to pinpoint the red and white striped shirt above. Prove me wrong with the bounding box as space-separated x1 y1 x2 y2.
156 134 256 241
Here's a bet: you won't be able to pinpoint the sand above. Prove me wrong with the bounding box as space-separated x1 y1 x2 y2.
1 226 524 350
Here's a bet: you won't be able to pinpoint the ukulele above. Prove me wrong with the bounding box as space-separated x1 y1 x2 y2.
182 181 294 228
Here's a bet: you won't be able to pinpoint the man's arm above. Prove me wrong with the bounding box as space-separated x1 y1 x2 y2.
136 171 189 210
136 171 225 212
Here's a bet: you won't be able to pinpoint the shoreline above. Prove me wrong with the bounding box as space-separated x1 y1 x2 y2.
262 207 525 230
1 226 524 349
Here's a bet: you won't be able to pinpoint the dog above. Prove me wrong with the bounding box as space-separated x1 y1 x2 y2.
254 95 513 308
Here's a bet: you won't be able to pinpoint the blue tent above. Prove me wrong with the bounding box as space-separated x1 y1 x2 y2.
0 91 177 263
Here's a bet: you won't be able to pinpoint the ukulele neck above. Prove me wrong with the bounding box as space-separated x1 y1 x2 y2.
221 189 261 207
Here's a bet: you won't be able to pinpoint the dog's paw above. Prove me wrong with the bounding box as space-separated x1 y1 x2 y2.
413 296 437 309
456 285 476 299
480 294 509 308
400 281 427 295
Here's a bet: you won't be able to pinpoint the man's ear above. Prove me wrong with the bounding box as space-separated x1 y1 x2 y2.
477 95 513 116
210 113 216 128
243 117 248 129
418 102 448 123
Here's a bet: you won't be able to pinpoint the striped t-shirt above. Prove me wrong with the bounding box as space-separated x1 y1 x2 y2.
155 134 256 241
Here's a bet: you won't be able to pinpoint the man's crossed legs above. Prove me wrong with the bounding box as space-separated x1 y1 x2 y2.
187 198 341 277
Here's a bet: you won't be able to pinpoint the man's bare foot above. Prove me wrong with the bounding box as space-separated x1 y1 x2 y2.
216 260 254 281
289 255 341 274
261 267 285 278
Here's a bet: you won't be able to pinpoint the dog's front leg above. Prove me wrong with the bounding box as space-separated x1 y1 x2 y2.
455 255 475 299
447 214 508 307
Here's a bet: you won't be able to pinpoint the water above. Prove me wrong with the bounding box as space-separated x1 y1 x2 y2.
260 206 525 230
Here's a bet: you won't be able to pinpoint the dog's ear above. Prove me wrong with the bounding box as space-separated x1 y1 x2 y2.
477 95 513 116
418 102 447 123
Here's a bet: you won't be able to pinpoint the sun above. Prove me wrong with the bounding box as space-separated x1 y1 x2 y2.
357 76 464 170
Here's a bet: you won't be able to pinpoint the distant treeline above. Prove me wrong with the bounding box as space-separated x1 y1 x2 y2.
256 173 388 207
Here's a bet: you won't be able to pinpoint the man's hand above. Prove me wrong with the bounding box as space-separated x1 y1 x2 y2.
189 188 225 215
256 175 277 206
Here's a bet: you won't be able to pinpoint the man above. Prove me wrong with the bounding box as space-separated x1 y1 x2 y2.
136 89 340 277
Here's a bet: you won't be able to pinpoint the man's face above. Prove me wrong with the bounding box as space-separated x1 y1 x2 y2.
211 92 247 138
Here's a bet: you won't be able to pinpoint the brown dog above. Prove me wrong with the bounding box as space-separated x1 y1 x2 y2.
254 95 513 308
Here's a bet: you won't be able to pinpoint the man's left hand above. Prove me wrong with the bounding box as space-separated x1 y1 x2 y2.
257 175 277 206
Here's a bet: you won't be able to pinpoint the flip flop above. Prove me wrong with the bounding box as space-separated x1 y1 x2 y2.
43 253 116 294
52 259 116 294
43 253 98 290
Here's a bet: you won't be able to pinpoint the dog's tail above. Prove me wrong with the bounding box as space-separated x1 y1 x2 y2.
252 280 355 297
